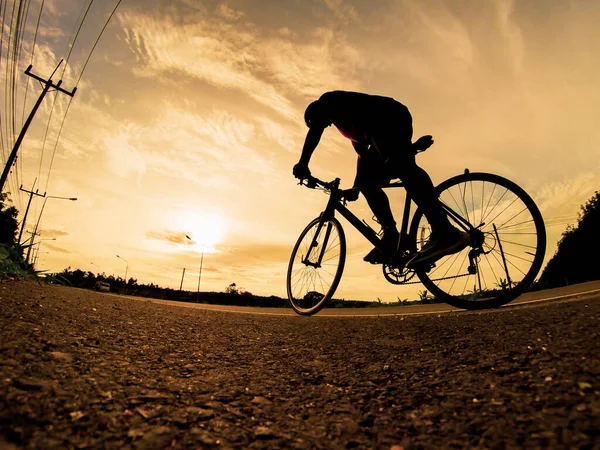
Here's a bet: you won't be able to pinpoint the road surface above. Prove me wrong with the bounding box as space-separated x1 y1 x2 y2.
130 280 600 317
0 280 598 449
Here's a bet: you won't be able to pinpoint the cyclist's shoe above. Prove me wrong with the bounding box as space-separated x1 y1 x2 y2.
363 227 399 265
406 228 470 269
363 247 384 264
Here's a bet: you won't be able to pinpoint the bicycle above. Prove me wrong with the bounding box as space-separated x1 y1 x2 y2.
286 168 546 315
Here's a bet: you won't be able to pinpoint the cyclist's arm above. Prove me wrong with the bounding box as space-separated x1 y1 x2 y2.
298 125 326 165
352 141 368 156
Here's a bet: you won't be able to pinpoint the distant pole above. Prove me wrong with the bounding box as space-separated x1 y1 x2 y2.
30 238 55 270
196 252 203 302
180 268 186 291
26 194 77 263
17 178 45 245
33 251 49 266
116 255 128 282
0 62 76 193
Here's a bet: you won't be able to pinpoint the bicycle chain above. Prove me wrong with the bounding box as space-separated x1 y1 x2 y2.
399 271 472 285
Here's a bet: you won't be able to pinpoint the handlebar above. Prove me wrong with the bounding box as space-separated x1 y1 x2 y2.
297 175 336 191
297 176 362 203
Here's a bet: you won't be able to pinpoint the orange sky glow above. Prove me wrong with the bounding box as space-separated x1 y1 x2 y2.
1 0 599 302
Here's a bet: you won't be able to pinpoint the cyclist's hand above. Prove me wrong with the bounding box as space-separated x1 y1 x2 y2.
413 135 434 152
293 162 311 180
342 188 360 202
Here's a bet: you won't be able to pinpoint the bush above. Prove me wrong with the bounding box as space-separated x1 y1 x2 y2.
537 191 600 288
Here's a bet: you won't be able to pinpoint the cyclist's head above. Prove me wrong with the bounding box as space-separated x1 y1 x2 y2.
304 100 321 128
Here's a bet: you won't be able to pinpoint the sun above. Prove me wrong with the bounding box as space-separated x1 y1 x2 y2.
178 211 226 252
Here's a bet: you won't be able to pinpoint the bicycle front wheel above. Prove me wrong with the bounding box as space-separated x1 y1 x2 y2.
409 172 546 310
286 217 346 315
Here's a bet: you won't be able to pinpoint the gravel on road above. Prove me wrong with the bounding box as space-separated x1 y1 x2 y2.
0 281 598 449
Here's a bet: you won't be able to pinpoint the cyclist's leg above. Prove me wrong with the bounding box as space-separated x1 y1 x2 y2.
370 104 451 236
393 153 452 235
355 153 395 229
386 151 470 265
356 151 399 263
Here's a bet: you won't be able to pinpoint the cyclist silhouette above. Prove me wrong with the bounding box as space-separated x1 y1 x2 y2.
293 90 469 266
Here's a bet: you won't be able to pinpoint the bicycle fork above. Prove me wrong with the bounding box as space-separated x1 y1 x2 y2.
302 220 333 268
302 179 342 268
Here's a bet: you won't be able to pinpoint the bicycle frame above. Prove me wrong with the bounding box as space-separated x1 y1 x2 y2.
302 177 476 268
303 179 414 266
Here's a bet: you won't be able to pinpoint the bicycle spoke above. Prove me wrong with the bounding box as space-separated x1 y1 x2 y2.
494 237 538 252
287 218 346 315
413 172 546 309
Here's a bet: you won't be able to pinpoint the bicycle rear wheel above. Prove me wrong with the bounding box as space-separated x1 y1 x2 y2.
409 172 546 309
287 217 346 315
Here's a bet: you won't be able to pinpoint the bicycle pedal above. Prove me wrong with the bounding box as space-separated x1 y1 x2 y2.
411 262 435 273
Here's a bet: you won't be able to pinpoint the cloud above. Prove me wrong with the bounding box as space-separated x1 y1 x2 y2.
261 27 364 99
256 116 301 152
44 243 70 254
116 5 364 119
321 0 359 24
217 241 292 267
532 171 600 265
536 172 600 222
494 0 525 76
100 105 276 187
39 229 69 238
103 126 148 179
146 230 193 246
217 4 245 21
117 11 296 119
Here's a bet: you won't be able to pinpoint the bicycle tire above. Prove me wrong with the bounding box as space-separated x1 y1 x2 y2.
287 217 346 315
409 172 546 309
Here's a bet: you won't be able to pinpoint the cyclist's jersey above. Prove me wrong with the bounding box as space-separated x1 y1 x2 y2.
314 90 409 144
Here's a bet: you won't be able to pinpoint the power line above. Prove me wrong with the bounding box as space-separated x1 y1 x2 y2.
43 0 123 193
37 0 93 188
14 0 36 197
2 1 17 162
1 0 31 209
63 0 94 75
17 0 45 205
76 0 123 86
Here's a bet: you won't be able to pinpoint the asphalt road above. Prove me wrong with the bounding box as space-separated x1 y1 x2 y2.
125 280 600 317
1 280 598 449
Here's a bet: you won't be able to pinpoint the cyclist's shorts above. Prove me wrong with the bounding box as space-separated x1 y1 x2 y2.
356 104 414 186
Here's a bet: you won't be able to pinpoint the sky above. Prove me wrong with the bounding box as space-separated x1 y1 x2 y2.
1 0 599 302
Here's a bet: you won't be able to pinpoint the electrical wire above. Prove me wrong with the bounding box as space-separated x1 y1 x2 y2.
37 0 93 188
75 0 123 87
0 0 7 160
16 0 41 201
13 0 35 205
43 0 123 193
3 1 22 205
0 0 35 210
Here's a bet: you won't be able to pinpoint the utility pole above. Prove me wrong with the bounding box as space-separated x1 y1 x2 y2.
18 178 45 245
180 268 186 291
196 253 204 302
0 61 77 194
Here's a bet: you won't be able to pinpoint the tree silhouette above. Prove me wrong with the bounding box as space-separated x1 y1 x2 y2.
225 283 239 294
537 191 600 288
0 193 18 247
